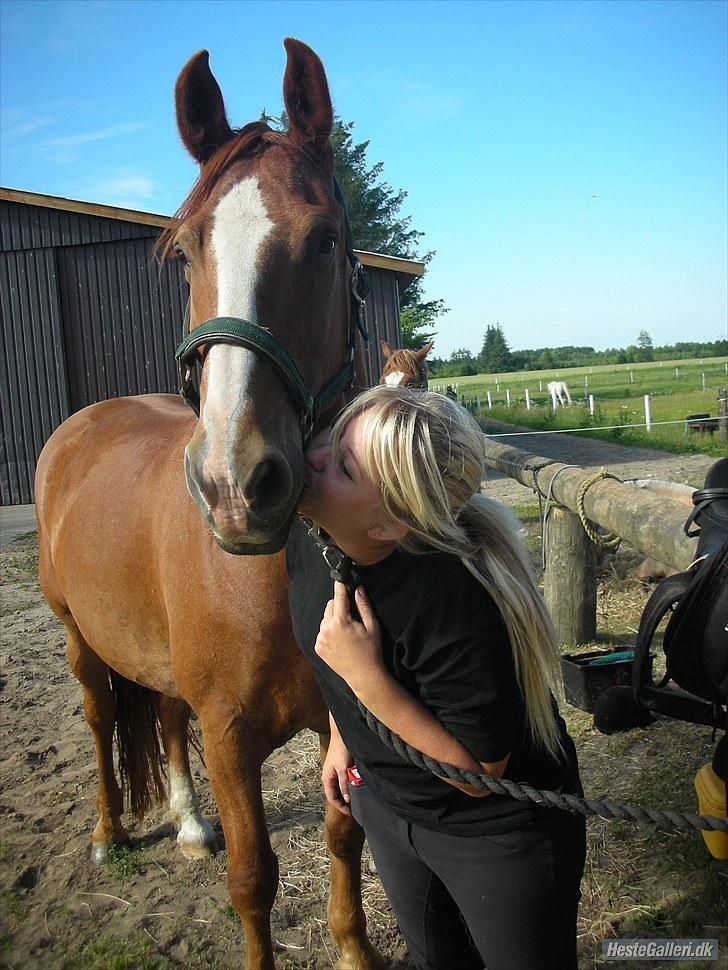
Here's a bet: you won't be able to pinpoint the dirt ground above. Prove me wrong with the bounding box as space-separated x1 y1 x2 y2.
0 429 722 969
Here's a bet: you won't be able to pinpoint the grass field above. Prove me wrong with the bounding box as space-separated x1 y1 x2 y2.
430 357 728 457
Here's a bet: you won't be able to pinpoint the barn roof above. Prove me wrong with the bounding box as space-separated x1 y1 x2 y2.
0 187 425 291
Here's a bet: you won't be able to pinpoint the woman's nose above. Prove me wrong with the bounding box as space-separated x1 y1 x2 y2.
305 428 332 472
306 443 330 473
307 427 332 451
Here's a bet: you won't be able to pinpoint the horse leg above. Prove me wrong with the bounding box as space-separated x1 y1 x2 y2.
320 734 383 970
202 718 279 970
156 695 217 859
65 624 128 863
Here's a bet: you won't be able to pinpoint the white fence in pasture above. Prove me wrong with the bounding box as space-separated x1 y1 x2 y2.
431 381 728 442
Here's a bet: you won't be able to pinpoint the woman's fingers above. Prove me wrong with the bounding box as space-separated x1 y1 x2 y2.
337 767 351 805
332 581 350 620
322 765 351 816
354 586 379 632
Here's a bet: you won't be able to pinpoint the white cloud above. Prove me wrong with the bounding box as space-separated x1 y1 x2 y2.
3 116 56 141
77 171 157 211
45 121 151 150
97 175 155 201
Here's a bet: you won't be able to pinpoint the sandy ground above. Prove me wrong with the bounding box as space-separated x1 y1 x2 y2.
0 429 721 969
0 506 36 549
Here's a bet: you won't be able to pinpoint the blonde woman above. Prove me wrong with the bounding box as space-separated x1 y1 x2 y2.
288 385 585 970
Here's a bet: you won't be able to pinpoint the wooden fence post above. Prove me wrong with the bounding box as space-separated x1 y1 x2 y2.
719 386 727 443
544 507 597 646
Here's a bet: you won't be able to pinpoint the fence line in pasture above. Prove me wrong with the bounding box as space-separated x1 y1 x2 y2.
479 437 698 645
483 417 712 437
431 382 728 445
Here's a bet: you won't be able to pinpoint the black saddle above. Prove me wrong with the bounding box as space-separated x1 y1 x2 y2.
595 458 727 751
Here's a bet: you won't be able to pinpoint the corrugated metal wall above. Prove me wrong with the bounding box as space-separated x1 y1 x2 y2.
57 239 185 411
1 198 405 505
1 246 69 505
360 268 401 385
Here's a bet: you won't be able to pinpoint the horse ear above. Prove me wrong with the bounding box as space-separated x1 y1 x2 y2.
416 341 434 361
381 341 393 360
283 38 333 154
175 50 234 164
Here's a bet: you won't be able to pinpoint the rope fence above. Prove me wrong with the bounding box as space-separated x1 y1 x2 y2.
483 417 710 437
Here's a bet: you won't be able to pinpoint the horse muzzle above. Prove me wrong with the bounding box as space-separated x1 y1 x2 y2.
184 444 302 553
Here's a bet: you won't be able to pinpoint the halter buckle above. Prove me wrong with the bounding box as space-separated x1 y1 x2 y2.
301 404 316 446
322 542 353 585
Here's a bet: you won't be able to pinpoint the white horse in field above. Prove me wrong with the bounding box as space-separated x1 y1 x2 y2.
548 380 572 408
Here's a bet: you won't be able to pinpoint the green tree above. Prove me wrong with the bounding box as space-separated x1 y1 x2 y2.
537 349 554 370
330 118 447 349
636 329 654 362
479 324 512 373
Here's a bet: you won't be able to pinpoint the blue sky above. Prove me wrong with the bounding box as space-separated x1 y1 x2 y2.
1 0 726 357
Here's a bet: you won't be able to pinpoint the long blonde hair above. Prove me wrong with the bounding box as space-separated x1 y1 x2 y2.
331 385 564 759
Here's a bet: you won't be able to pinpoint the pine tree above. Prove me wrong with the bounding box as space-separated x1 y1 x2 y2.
637 330 654 362
479 324 512 373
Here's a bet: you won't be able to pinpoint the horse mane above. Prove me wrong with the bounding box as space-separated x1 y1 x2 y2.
156 121 288 260
388 349 420 373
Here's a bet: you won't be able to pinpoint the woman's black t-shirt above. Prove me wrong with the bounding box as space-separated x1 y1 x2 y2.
286 519 582 836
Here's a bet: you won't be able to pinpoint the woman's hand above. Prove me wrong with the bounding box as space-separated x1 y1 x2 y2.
322 729 354 816
314 583 385 694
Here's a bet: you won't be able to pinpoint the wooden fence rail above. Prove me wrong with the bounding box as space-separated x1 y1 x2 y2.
480 436 698 646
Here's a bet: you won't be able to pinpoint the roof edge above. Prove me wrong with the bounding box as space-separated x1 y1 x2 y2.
0 187 425 277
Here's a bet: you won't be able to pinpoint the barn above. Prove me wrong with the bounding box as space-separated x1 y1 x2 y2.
0 187 424 505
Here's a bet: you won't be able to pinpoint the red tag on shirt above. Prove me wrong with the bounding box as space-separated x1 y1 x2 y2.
346 765 364 787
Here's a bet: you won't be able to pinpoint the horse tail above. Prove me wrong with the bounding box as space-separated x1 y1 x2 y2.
109 670 167 820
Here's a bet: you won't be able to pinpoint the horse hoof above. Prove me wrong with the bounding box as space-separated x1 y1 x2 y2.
90 842 111 865
334 945 386 970
179 842 214 861
176 818 217 860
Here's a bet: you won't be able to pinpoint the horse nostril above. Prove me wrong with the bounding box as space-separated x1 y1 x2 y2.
241 456 292 518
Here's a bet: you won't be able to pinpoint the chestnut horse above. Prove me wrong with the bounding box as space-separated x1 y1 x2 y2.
35 40 379 970
380 339 434 389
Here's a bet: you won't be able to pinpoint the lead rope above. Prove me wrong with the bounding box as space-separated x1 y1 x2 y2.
302 520 728 835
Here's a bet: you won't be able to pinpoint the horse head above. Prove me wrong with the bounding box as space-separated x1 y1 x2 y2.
380 340 434 390
166 40 361 555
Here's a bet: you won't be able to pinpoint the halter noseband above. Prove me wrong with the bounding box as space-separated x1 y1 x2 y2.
175 180 369 444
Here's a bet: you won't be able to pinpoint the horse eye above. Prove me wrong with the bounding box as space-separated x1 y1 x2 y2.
174 246 191 269
318 236 336 258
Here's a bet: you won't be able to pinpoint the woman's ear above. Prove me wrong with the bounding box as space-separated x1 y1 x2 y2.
366 521 408 543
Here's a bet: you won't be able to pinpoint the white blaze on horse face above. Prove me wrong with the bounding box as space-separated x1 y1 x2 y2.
384 371 406 387
202 177 275 477
212 177 274 320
